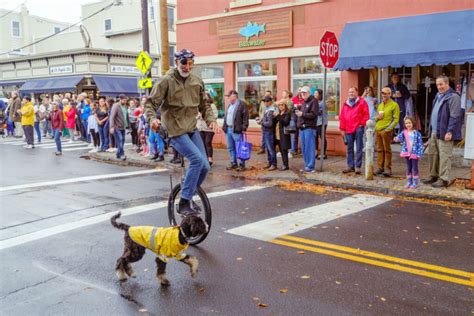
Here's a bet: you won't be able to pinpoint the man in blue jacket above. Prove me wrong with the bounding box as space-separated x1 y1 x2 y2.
423 75 462 188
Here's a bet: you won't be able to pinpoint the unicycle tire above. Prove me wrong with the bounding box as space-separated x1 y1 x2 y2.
167 184 212 245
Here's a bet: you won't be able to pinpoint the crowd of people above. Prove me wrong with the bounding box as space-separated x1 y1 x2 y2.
0 71 464 190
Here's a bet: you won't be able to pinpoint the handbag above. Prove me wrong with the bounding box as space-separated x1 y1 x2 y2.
283 118 297 134
236 133 252 161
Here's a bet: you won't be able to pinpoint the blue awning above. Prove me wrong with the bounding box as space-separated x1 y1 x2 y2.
19 76 83 94
334 10 474 70
0 80 26 86
92 75 139 97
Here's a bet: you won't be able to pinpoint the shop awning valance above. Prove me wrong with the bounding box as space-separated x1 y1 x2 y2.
19 76 83 94
92 75 140 97
333 10 474 70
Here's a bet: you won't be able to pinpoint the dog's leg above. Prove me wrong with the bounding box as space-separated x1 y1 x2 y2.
115 257 128 281
155 257 170 286
125 263 137 278
180 255 199 278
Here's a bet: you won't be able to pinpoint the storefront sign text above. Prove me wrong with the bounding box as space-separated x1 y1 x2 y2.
111 65 141 74
239 40 266 48
50 65 73 74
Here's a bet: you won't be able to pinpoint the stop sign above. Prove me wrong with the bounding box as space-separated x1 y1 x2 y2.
320 31 339 68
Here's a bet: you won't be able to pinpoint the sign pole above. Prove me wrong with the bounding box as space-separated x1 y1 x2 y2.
141 0 151 95
319 68 327 171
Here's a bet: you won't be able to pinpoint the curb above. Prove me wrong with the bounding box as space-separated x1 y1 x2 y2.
83 153 474 206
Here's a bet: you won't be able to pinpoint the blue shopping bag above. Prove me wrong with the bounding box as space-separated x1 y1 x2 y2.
236 133 252 161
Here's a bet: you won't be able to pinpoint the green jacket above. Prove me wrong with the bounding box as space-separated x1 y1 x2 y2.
375 99 400 132
144 68 216 138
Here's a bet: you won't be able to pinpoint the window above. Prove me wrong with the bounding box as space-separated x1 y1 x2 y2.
104 19 112 32
236 60 277 119
11 21 20 37
193 64 225 118
167 6 175 31
291 57 341 118
168 45 175 69
53 26 61 34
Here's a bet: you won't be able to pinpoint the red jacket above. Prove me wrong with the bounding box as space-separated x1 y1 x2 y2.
65 107 76 129
51 110 64 130
339 97 369 134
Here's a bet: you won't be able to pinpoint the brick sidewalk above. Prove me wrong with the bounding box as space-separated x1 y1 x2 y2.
86 145 473 205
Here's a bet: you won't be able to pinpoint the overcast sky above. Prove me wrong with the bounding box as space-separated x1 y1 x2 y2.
0 0 101 23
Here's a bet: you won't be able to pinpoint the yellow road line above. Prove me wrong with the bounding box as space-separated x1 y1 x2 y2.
280 235 474 279
269 239 474 287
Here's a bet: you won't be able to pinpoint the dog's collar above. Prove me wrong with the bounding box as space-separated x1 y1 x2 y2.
179 226 190 243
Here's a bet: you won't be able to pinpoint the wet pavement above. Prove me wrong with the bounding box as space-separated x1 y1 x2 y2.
1 138 473 315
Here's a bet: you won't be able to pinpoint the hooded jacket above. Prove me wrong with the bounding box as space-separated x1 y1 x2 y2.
430 89 462 141
144 68 216 138
128 226 188 262
9 96 22 122
339 97 369 134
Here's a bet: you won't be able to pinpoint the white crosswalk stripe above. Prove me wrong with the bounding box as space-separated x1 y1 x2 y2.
1 137 131 151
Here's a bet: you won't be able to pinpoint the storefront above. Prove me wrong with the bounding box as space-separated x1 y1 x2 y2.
176 0 474 154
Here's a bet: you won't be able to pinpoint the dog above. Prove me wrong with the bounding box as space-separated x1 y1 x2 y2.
110 212 207 286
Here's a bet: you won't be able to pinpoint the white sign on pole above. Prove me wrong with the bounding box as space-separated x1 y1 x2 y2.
464 113 474 160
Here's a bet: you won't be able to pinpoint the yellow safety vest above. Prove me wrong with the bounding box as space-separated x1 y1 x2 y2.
128 226 188 262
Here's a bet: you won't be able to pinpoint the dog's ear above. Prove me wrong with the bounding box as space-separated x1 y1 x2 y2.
180 216 193 237
190 216 207 237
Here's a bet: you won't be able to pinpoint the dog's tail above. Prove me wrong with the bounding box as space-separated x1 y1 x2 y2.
110 212 130 231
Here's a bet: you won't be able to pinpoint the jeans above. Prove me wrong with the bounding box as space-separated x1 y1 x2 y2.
114 129 125 158
68 128 76 141
130 122 138 145
300 128 316 170
262 130 277 167
34 122 41 143
226 127 245 167
346 126 364 169
316 125 327 156
82 120 90 143
290 127 299 153
149 130 164 155
98 125 107 151
53 128 62 152
42 120 51 136
170 130 210 200
260 127 266 150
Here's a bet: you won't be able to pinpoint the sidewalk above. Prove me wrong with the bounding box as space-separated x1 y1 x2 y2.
85 146 474 206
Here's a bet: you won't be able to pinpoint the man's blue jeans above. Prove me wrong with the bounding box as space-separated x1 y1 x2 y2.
149 130 164 155
114 129 125 158
262 130 276 166
345 126 364 169
34 121 41 143
300 128 316 170
82 120 90 143
260 127 266 150
98 125 108 151
53 128 62 152
226 127 245 167
170 130 210 200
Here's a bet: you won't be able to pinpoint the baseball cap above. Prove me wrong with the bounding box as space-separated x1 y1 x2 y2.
118 94 127 99
301 86 311 94
263 95 273 102
226 90 238 97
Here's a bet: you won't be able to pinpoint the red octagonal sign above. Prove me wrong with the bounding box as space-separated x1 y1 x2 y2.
320 31 339 69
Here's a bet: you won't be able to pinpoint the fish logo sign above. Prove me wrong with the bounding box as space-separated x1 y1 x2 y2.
239 21 266 41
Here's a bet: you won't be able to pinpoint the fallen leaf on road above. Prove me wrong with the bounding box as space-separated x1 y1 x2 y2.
322 226 328 229
416 226 420 230
335 226 340 229
402 229 408 233
300 275 310 279
236 257 243 261
245 207 249 210
138 309 148 313
454 236 459 239
380 297 386 302
297 251 305 254
258 303 268 308
460 209 470 215
252 297 260 301
279 288 288 293
277 204 281 207
335 281 341 285
257 247 262 250
144 268 148 272
241 211 246 214
423 241 428 244
199 288 206 293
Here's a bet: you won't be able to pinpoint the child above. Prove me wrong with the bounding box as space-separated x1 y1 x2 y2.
88 103 100 152
393 116 423 188
149 120 164 161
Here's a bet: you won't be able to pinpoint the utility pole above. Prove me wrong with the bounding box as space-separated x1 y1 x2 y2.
140 0 151 94
159 0 170 76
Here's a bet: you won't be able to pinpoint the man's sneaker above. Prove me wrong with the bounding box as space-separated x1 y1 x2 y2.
88 143 94 148
257 149 265 155
288 153 294 159
268 165 277 171
226 163 237 170
177 198 196 216
150 153 159 160
422 177 438 185
355 168 362 175
303 169 316 174
26 144 33 149
68 139 74 143
89 148 98 153
276 152 282 157
156 155 164 162
374 169 384 176
342 168 355 174
280 166 289 171
431 179 449 188
23 144 29 148
55 151 62 156
118 155 126 161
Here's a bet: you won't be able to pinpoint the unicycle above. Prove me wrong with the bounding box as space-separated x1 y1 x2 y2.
167 153 212 245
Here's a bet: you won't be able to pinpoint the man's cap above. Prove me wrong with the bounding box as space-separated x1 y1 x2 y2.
301 86 311 94
226 90 238 97
263 95 273 102
118 94 127 99
175 48 195 65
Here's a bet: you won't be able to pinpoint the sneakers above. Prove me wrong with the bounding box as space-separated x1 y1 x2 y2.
342 168 355 174
177 198 196 216
26 144 33 149
89 147 98 153
236 166 246 172
276 152 282 157
409 177 419 189
150 153 160 160
303 169 316 174
55 151 62 156
280 166 289 171
117 155 126 161
355 168 362 175
226 163 237 170
87 143 94 148
268 165 277 171
257 149 265 155
431 179 449 188
156 155 164 162
374 169 384 176
382 170 392 177
288 153 294 159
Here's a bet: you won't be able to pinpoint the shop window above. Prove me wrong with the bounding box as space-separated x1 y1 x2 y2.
11 21 21 37
237 60 277 77
291 57 341 118
149 4 155 21
192 64 225 118
168 7 175 31
53 26 61 34
169 45 175 68
104 19 112 32
237 81 277 119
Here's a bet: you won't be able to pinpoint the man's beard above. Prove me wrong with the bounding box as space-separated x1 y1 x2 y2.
177 67 190 78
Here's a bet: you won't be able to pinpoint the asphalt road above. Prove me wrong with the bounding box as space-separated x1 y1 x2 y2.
0 137 473 315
